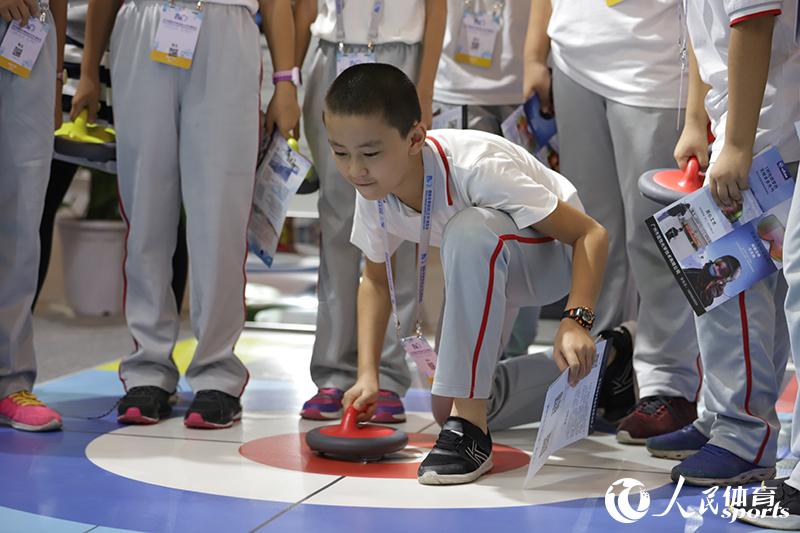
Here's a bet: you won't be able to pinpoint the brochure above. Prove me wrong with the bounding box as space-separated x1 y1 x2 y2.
501 94 559 170
646 147 795 316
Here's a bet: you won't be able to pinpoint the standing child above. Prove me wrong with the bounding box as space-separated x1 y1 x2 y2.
0 0 67 431
74 0 281 428
647 0 799 488
331 63 608 485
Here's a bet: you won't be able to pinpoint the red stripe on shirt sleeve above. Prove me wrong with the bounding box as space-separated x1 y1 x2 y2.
730 8 781 26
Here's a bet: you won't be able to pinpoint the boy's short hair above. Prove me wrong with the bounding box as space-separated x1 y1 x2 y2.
324 63 421 137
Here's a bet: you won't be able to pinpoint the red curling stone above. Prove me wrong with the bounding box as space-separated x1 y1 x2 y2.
638 156 703 206
305 406 409 461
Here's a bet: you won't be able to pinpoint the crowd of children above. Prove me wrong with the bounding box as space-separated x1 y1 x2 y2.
0 0 798 528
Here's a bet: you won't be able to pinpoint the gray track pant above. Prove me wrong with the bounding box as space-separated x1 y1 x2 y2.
111 0 260 396
552 66 700 401
0 16 56 398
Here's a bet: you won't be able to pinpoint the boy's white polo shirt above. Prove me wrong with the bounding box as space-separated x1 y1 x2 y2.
687 0 800 163
433 0 531 106
350 129 584 263
311 0 425 45
548 0 683 108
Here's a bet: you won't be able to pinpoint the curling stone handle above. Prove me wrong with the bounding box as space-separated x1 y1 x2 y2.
680 157 702 191
340 405 364 431
70 109 89 139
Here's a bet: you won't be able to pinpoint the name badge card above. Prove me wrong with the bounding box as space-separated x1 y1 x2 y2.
454 11 500 69
335 49 376 77
0 18 50 78
151 3 203 69
401 335 437 386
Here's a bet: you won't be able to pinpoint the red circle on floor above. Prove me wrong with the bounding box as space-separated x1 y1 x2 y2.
239 432 530 479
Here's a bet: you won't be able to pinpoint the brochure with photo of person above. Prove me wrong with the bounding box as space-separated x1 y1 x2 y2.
501 94 560 171
646 147 795 316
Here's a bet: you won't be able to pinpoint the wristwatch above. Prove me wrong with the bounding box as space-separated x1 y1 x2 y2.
562 306 595 330
272 67 302 88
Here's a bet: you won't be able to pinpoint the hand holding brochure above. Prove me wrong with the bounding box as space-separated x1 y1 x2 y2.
247 133 313 267
523 340 609 489
646 147 795 316
501 95 559 170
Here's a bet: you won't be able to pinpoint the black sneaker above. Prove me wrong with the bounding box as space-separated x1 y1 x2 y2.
596 322 636 425
418 417 493 485
184 390 242 429
732 479 800 529
117 386 177 425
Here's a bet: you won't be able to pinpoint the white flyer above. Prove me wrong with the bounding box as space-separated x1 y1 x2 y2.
523 340 609 489
247 133 313 267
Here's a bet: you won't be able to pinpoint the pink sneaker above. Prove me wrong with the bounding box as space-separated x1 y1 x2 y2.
372 390 406 423
0 390 62 432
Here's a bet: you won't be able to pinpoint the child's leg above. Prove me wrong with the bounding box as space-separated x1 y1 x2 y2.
696 274 787 466
0 18 57 398
177 3 260 397
434 207 571 429
111 3 183 394
782 163 800 490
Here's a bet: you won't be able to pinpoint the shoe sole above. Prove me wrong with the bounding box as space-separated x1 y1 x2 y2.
418 456 494 486
646 446 700 461
616 430 647 445
674 467 776 487
117 407 160 425
0 414 62 432
184 411 242 429
300 408 343 421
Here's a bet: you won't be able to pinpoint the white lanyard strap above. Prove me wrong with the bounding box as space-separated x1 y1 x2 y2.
378 148 435 339
335 0 383 49
463 0 505 19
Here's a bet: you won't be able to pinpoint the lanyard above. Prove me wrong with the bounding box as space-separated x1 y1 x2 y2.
677 0 688 129
464 0 506 20
377 148 435 340
335 0 383 49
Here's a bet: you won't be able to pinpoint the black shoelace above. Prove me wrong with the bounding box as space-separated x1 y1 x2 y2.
434 429 463 451
637 396 677 417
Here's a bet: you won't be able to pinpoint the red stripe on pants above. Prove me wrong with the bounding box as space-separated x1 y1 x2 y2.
469 234 555 398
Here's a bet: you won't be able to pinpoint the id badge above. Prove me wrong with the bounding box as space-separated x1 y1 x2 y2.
150 3 203 70
454 11 500 69
0 18 50 78
401 335 437 386
335 49 376 77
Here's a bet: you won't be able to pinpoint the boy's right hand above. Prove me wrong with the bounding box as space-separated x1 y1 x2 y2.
342 377 379 423
674 122 709 173
0 0 38 24
70 74 102 123
523 60 553 116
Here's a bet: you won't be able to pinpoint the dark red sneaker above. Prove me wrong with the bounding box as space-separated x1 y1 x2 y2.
616 396 697 444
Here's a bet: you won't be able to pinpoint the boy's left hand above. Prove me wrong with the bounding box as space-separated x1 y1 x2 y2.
554 319 597 386
708 145 751 209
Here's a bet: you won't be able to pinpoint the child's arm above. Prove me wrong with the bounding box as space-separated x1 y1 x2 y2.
417 0 446 128
708 14 776 208
523 0 552 114
293 0 316 68
262 0 301 139
342 257 394 420
674 40 711 171
51 0 67 129
532 201 609 386
70 0 121 122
